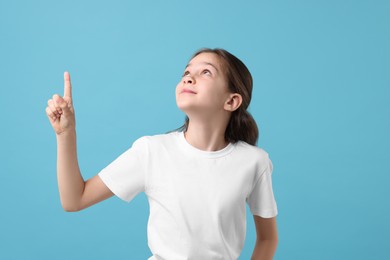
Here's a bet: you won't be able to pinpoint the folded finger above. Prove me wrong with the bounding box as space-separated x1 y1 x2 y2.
46 106 57 122
48 99 61 115
54 94 72 116
51 95 62 109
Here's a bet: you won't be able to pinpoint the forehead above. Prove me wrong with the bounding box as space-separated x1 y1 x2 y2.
187 52 223 70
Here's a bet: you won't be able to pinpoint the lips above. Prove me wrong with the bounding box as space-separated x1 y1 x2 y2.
181 88 197 94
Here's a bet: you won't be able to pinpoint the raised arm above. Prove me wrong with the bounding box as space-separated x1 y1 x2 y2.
46 72 113 212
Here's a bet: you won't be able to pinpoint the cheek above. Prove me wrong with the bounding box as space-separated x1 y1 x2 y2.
206 85 230 106
175 83 181 96
175 83 183 104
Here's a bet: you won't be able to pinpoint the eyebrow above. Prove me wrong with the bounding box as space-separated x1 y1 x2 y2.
185 62 219 72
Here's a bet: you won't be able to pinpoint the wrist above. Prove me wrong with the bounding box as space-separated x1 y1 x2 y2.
56 129 76 139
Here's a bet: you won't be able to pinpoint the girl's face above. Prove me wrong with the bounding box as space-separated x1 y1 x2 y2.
176 52 232 116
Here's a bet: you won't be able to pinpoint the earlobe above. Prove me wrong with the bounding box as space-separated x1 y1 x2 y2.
224 93 242 112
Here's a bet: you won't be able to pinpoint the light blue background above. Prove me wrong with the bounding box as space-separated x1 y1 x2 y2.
0 0 389 259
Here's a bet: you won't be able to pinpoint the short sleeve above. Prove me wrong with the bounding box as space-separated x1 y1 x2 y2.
246 158 278 218
98 137 148 203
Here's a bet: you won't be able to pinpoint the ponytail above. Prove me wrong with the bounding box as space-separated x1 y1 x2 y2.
226 109 258 145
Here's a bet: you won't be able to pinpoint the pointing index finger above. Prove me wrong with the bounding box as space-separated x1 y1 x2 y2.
64 71 72 98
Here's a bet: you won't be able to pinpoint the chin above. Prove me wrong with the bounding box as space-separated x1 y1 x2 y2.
176 102 190 113
176 100 196 115
176 96 190 108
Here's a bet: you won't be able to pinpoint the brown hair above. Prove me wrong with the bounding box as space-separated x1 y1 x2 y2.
178 48 259 145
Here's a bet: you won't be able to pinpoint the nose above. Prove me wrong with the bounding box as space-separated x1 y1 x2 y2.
183 75 195 84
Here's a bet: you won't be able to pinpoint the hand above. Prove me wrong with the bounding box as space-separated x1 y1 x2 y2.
45 71 76 135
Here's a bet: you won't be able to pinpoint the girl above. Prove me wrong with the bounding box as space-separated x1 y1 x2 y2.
45 48 278 260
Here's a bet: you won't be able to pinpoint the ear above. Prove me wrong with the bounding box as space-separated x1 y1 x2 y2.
224 93 242 112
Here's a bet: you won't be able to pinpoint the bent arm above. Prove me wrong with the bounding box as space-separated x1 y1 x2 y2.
57 130 113 211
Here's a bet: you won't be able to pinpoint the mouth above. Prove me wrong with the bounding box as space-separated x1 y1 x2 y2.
181 89 197 94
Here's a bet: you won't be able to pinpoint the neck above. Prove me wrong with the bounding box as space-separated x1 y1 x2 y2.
184 117 229 151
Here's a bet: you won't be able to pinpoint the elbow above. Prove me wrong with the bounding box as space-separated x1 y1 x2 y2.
63 206 79 212
255 236 279 251
272 237 279 249
62 205 80 212
257 237 279 246
269 235 279 245
262 236 279 248
61 201 81 212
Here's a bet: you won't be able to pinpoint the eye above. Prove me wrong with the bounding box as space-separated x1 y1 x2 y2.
182 71 190 77
202 69 211 75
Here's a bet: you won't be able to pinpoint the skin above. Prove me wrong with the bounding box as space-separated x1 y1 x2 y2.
175 52 242 151
46 72 113 212
252 215 278 260
46 57 277 258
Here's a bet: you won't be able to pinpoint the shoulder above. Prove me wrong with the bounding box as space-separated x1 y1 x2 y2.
132 131 180 148
234 141 270 161
234 141 273 174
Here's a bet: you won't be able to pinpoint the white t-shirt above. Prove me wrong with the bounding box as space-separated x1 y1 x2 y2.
98 131 278 260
